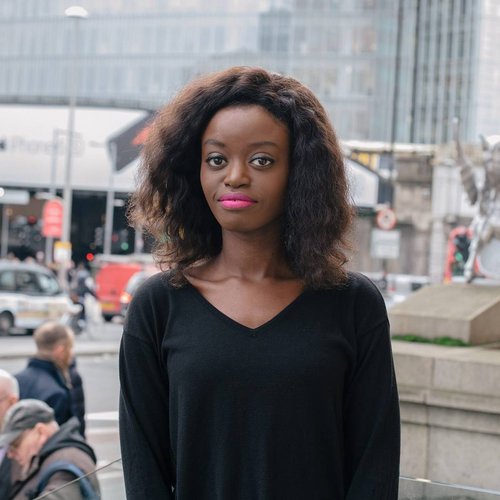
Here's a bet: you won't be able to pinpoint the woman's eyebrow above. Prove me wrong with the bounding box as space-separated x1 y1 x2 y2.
203 139 225 147
249 141 279 148
203 139 279 149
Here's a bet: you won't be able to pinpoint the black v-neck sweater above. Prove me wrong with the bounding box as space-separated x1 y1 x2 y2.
119 272 400 500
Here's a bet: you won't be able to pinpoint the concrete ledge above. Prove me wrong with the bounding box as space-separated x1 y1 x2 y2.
393 340 500 490
389 284 500 344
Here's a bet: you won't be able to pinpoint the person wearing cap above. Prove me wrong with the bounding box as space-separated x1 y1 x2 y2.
15 321 87 436
0 399 99 500
0 369 20 499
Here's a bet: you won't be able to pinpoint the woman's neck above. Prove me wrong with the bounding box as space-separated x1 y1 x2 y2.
214 228 293 282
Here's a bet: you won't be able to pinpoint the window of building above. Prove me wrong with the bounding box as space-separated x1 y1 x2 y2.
352 109 370 138
352 25 377 53
351 65 375 95
326 27 340 53
323 67 339 98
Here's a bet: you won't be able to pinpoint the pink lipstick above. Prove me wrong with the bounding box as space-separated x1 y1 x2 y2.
218 193 257 209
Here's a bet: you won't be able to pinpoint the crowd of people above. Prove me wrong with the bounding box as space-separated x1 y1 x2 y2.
0 322 100 499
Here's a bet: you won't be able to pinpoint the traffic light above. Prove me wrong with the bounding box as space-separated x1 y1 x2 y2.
94 227 104 248
452 234 470 276
119 229 129 252
27 215 37 226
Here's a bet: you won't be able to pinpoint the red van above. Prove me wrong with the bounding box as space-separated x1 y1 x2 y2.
94 262 142 321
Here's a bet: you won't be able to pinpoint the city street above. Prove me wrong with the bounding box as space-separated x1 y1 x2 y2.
0 320 125 497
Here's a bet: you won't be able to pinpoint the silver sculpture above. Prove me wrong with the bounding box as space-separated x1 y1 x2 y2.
454 119 500 282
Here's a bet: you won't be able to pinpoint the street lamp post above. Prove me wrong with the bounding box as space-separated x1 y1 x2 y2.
103 143 117 255
44 128 65 265
60 5 88 288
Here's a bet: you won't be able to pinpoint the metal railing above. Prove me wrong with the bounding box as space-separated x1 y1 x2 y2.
38 460 500 499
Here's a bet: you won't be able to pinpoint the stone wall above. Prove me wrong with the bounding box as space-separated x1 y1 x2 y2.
393 341 500 491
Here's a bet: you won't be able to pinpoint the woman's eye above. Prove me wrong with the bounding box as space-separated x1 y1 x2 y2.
206 155 226 168
251 157 274 168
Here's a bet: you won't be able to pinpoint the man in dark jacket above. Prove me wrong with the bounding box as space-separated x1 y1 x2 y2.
0 369 20 499
0 399 99 500
69 359 86 437
15 322 86 436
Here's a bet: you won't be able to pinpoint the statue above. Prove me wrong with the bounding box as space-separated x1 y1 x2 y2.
454 118 500 282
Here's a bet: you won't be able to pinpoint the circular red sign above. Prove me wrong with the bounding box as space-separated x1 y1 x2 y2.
42 198 64 238
376 207 397 230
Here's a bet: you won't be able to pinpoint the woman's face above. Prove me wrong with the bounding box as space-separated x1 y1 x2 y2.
200 105 290 236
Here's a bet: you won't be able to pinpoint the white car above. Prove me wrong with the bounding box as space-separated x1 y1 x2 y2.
0 261 79 335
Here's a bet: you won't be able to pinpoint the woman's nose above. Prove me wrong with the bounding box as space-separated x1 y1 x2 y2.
224 161 250 188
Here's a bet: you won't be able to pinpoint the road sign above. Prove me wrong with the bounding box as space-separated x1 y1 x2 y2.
42 198 64 238
54 241 72 263
371 229 401 259
376 207 397 230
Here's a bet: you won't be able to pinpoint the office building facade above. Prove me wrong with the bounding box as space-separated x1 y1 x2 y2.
1 0 498 144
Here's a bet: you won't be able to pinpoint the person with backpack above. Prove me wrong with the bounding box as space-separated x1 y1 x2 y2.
0 399 100 500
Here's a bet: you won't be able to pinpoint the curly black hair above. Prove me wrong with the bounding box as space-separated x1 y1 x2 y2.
129 66 354 288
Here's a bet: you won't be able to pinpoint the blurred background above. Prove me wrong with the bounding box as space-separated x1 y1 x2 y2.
2 0 499 281
1 0 500 497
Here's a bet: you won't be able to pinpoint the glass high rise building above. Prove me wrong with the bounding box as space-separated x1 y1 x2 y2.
0 0 498 143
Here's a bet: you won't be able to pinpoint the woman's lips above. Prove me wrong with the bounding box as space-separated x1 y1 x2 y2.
218 193 257 209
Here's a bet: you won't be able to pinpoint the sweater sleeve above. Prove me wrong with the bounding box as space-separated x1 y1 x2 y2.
343 277 400 499
119 277 175 500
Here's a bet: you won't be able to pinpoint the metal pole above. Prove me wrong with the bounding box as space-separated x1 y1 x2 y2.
388 0 403 182
45 129 60 265
134 227 144 254
60 24 79 253
103 143 116 255
59 6 87 289
1 206 10 258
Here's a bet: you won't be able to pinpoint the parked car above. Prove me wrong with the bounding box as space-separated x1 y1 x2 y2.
0 261 80 335
361 271 430 309
94 262 143 321
384 273 430 308
119 269 159 317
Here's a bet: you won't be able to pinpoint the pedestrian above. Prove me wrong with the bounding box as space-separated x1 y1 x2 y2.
71 262 97 329
15 322 86 436
120 66 400 499
1 399 100 499
69 358 86 438
0 369 20 499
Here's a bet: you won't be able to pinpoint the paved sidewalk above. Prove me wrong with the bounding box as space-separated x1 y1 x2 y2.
0 322 122 359
0 340 120 359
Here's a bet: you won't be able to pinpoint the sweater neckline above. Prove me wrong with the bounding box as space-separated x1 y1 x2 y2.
185 281 309 334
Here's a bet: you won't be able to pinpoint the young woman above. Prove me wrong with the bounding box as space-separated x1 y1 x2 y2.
119 67 400 500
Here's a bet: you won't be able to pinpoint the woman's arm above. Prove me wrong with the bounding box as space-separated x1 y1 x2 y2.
119 279 175 499
343 318 400 499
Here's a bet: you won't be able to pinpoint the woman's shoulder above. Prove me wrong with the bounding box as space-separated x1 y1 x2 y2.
132 269 184 301
347 271 388 332
318 271 387 332
321 271 384 301
123 270 188 344
346 271 384 298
